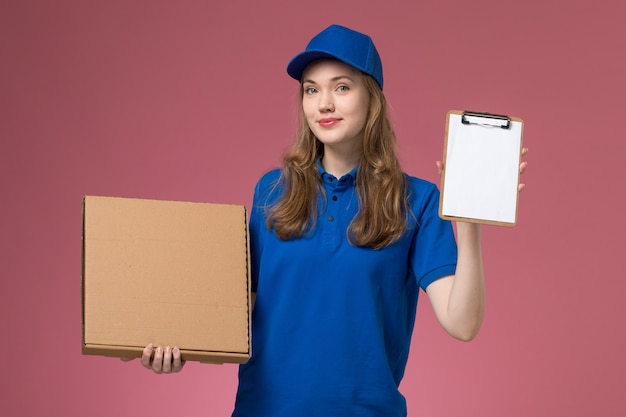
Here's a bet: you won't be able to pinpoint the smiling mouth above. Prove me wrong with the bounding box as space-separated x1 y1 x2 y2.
318 118 340 127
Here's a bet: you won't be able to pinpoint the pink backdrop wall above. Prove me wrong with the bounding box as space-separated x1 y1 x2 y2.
2 0 625 415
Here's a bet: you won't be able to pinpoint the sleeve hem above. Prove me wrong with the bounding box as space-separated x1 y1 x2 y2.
420 264 457 291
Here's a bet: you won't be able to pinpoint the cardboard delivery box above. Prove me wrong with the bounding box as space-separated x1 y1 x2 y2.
82 195 251 364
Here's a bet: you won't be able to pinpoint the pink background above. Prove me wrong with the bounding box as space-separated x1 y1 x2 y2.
2 0 625 416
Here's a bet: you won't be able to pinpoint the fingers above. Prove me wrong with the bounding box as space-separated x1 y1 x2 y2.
162 346 172 373
172 346 185 373
141 343 154 369
520 147 529 174
435 160 444 177
518 147 528 193
152 346 164 373
519 161 528 174
139 344 184 374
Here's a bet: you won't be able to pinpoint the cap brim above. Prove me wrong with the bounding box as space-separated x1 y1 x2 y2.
286 50 343 83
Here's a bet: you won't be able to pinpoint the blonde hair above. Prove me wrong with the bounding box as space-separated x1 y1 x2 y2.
266 74 409 249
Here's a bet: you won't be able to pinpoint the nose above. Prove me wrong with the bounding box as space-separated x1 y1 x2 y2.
320 101 335 113
318 91 335 112
320 102 335 112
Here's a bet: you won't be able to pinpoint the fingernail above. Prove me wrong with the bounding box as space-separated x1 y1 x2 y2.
165 346 171 354
156 346 162 354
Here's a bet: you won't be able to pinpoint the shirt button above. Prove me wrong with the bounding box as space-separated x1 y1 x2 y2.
328 216 334 222
332 195 337 201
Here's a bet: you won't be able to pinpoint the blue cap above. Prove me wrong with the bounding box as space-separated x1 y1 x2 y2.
287 24 384 90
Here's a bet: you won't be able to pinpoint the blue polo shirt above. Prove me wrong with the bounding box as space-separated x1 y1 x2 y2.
232 165 457 417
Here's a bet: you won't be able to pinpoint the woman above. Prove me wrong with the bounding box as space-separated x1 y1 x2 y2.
140 24 527 417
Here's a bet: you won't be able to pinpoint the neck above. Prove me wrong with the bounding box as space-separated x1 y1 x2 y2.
321 146 361 178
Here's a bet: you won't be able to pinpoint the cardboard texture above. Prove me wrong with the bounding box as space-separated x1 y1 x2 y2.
82 196 251 364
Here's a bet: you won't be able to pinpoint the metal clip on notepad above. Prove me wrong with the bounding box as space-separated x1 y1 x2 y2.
461 111 511 129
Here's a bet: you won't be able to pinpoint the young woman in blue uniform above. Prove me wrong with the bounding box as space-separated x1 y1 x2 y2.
138 24 527 417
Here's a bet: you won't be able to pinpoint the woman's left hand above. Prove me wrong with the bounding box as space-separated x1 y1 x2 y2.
517 147 529 192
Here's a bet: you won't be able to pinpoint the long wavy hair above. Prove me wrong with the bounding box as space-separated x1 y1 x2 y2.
266 73 409 249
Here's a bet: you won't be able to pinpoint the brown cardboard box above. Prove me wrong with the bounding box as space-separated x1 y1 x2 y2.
82 196 251 364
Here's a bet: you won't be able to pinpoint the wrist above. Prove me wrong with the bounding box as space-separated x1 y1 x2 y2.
455 221 482 244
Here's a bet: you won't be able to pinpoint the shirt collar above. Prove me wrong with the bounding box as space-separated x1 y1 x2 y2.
317 159 358 186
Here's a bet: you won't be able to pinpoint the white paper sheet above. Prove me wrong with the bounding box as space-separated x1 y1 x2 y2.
441 112 523 225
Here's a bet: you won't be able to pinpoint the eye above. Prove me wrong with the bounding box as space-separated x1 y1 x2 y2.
303 86 317 94
337 85 349 92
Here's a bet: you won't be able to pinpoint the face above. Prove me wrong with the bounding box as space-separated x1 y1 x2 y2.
301 59 370 153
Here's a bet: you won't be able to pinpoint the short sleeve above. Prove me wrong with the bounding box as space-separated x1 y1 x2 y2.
408 179 458 290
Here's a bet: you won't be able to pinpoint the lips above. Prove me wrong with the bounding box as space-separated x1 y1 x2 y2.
318 118 341 127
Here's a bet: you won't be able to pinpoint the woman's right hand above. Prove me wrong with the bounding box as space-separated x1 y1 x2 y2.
140 343 186 374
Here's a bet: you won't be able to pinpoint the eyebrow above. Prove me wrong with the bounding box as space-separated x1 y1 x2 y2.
302 75 355 85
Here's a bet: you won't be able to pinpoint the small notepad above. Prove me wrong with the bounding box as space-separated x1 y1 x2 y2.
439 110 524 226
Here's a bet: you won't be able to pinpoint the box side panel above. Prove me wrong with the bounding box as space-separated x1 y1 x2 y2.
83 196 251 363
